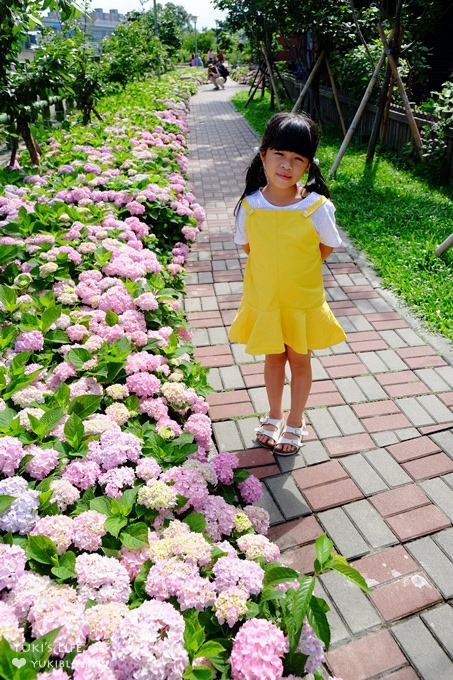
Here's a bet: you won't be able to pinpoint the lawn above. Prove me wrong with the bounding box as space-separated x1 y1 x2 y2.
231 90 453 343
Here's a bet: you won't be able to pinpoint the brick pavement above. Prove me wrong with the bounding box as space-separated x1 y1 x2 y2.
186 79 453 680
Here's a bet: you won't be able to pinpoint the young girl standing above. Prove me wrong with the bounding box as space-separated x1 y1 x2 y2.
228 112 346 455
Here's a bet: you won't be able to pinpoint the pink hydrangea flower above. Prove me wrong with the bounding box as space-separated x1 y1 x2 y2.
30 515 73 555
109 600 188 679
0 544 26 590
237 474 263 503
72 510 106 551
15 330 44 352
230 618 289 680
0 436 24 477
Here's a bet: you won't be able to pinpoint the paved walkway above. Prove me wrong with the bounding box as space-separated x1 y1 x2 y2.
186 79 453 680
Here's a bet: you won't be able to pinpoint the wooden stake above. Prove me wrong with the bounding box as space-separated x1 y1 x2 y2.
328 50 386 178
377 22 424 159
325 55 346 135
292 50 325 113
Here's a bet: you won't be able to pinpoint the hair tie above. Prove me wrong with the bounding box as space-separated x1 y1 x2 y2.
312 157 320 165
254 146 260 153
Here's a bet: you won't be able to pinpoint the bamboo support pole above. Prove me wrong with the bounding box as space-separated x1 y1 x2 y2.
291 50 325 113
328 50 386 178
325 56 346 135
435 233 453 256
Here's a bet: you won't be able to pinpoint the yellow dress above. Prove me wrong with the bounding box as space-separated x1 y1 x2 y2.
228 195 346 355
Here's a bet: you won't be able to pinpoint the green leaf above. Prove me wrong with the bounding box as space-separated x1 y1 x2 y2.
40 305 62 333
0 495 15 514
327 554 370 592
0 285 17 312
263 565 300 586
133 559 152 599
30 407 65 438
26 534 58 565
196 641 226 658
116 488 138 516
89 496 112 515
68 395 102 419
0 408 18 431
288 575 315 652
64 412 84 449
65 347 92 369
120 522 149 550
307 595 331 650
0 325 17 351
105 515 128 538
315 533 334 568
183 512 206 534
186 668 212 680
259 585 287 602
105 309 119 326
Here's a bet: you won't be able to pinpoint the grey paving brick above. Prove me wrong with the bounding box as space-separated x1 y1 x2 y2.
350 273 369 286
395 397 436 427
328 405 365 435
229 281 244 295
421 604 453 658
354 299 376 314
417 394 453 423
276 450 306 473
212 420 243 452
380 330 408 348
207 368 222 391
255 484 284 526
213 282 232 295
377 349 408 371
344 499 397 548
198 271 214 284
369 298 393 313
396 328 427 346
265 473 311 519
225 258 241 269
337 317 356 333
415 368 451 392
230 344 261 364
431 430 453 457
236 416 260 449
364 448 412 487
331 340 353 355
349 316 374 332
249 385 291 414
201 296 219 311
314 581 351 646
212 260 226 271
395 427 422 441
320 570 381 635
218 365 245 390
433 527 453 560
308 408 342 439
341 454 389 495
437 366 453 389
420 478 453 521
301 440 330 466
392 616 453 680
335 378 368 403
207 326 228 345
354 376 388 400
406 536 453 599
184 297 202 312
372 431 400 447
334 274 354 287
191 328 210 346
311 358 329 380
357 351 389 373
445 473 453 490
327 287 348 301
318 508 369 560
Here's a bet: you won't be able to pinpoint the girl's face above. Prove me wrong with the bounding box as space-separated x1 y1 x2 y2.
260 148 310 188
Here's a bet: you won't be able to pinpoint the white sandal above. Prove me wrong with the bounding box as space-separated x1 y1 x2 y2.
255 416 284 449
274 420 308 456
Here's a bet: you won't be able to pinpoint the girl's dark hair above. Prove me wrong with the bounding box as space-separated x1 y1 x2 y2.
235 112 330 213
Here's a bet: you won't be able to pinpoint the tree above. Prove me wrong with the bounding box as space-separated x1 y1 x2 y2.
0 0 81 166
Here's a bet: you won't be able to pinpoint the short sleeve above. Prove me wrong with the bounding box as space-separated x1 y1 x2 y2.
234 204 248 245
311 200 342 248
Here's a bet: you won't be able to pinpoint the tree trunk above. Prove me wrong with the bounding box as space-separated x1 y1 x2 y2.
8 136 19 168
17 113 41 165
261 43 281 111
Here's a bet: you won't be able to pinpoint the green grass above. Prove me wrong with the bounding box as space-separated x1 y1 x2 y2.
231 90 453 343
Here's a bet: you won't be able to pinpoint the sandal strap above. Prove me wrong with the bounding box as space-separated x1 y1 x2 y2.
276 436 301 447
255 417 282 433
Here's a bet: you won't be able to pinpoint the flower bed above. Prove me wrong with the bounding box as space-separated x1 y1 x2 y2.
0 71 365 679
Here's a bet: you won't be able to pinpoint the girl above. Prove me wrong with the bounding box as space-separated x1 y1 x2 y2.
228 112 346 455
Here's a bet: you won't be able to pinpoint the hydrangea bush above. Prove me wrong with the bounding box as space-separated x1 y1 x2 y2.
0 72 367 679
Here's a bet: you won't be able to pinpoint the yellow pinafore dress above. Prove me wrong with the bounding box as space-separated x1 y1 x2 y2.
228 196 346 355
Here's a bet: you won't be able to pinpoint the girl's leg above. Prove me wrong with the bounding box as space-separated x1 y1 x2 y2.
256 351 287 447
274 347 312 453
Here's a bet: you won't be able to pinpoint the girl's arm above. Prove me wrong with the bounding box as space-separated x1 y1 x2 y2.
320 243 334 261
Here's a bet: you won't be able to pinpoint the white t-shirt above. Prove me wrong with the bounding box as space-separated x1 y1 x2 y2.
234 189 342 248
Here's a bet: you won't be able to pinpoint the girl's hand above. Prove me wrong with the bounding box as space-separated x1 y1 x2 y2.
320 243 333 261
